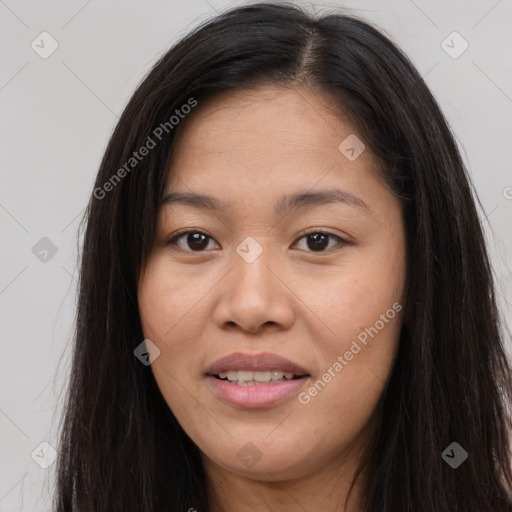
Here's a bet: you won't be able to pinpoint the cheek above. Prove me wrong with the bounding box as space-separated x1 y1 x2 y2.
138 260 206 422
137 258 201 407
298 303 402 452
305 232 406 348
138 254 207 344
300 236 405 415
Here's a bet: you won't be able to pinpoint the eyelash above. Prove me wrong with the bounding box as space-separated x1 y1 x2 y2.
165 228 349 254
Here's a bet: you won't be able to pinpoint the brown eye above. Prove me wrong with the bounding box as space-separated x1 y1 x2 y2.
166 229 348 254
166 230 219 252
294 231 348 253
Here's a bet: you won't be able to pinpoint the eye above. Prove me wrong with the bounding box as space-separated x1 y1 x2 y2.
293 230 348 253
165 229 349 253
165 229 219 252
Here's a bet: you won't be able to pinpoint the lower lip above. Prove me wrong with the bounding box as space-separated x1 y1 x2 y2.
205 375 310 409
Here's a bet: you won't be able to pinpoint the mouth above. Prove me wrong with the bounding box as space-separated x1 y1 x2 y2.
205 372 311 408
211 370 309 386
205 351 310 376
204 352 312 408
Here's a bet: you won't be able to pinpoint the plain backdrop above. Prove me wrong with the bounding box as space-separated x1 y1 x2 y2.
1 0 511 510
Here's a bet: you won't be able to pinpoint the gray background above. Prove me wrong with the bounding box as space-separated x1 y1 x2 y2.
1 0 511 510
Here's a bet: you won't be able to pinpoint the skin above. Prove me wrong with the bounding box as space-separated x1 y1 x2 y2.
137 84 408 511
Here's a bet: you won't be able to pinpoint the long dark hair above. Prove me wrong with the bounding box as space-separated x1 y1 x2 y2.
53 2 512 510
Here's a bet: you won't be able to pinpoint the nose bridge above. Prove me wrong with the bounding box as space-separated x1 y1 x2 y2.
213 237 294 332
232 237 277 302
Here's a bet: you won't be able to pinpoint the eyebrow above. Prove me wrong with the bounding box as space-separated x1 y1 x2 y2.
160 189 371 215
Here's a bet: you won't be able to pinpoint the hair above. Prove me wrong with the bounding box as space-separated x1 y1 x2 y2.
53 2 512 511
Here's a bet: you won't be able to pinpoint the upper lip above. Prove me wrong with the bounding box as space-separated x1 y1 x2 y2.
206 352 310 376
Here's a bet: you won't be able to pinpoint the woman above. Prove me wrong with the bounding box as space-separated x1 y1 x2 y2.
53 2 512 511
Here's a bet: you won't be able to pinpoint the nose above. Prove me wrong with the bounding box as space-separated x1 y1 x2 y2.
212 246 295 334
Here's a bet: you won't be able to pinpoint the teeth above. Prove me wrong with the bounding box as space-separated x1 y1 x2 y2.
226 371 238 381
217 370 297 383
237 370 253 382
254 371 272 382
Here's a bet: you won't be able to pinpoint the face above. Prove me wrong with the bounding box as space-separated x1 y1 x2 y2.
138 85 407 484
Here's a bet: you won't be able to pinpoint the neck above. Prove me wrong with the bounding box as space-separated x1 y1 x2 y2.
203 450 368 512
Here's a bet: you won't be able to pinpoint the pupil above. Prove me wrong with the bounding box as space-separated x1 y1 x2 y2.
188 233 208 250
307 233 328 251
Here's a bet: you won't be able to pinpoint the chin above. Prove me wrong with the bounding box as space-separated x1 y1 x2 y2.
203 441 321 482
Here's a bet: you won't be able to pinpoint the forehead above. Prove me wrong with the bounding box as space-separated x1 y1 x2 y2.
163 85 387 216
170 85 356 161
